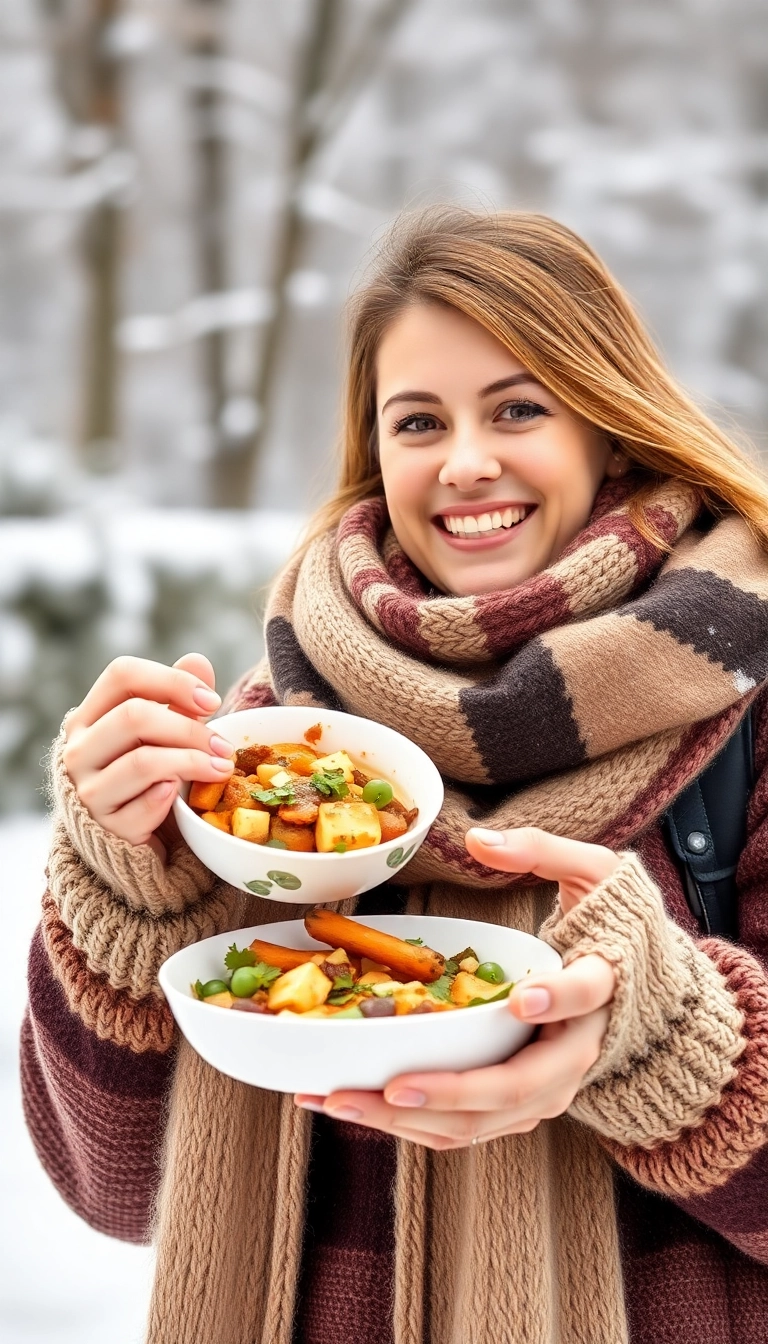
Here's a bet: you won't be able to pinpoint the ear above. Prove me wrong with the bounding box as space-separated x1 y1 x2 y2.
604 436 629 478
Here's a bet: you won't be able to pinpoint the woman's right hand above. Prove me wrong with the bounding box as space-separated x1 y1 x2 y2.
62 651 236 859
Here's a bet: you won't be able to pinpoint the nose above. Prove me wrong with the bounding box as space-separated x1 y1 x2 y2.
437 430 502 491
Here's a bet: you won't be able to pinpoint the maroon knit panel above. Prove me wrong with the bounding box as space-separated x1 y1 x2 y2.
294 1116 396 1344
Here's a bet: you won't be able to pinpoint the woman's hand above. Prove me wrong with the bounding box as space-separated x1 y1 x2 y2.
295 827 619 1148
63 652 235 860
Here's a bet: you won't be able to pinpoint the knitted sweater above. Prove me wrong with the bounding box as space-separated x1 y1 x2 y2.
21 692 768 1344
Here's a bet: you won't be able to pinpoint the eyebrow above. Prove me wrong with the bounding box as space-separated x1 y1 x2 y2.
380 373 544 415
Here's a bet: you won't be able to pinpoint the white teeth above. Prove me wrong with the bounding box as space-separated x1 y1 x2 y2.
442 506 532 535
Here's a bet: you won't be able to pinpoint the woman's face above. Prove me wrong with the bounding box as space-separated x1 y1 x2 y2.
375 302 627 596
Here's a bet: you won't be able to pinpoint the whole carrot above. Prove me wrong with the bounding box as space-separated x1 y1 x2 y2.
304 908 445 983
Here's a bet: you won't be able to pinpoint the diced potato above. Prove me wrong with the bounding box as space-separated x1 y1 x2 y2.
313 751 355 784
378 810 408 844
202 810 234 833
268 961 333 1013
459 956 480 974
232 808 271 844
269 816 317 852
450 972 513 1006
370 980 403 997
309 947 349 967
349 783 364 797
390 983 431 1015
256 763 287 786
361 958 392 975
315 800 382 852
267 768 294 790
205 990 234 1008
189 779 227 811
357 970 393 986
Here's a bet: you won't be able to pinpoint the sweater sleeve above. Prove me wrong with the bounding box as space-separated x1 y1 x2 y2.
538 709 768 1264
20 727 244 1242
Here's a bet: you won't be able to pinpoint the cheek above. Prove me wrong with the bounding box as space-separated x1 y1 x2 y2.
380 453 430 524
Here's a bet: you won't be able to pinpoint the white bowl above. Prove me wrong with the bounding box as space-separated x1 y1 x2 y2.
173 706 444 904
158 914 563 1094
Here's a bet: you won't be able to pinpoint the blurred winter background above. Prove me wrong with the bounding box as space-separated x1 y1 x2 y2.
3 0 768 1339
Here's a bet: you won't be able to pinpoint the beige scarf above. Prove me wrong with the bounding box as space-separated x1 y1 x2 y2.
146 477 768 1343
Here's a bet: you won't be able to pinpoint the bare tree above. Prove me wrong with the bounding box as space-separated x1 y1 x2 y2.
211 0 409 508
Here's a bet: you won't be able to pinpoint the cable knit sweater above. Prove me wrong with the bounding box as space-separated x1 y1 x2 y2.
20 692 768 1344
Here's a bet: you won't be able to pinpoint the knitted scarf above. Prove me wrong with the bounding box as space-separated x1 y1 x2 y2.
148 475 768 1344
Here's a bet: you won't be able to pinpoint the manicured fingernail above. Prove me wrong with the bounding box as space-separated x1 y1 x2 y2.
468 827 506 846
295 1100 325 1113
193 686 221 711
327 1105 363 1122
518 987 551 1018
387 1089 427 1108
211 756 235 772
209 734 235 757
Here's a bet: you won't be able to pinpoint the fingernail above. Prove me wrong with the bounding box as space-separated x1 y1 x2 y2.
211 756 235 772
209 734 235 757
193 686 221 711
518 987 551 1018
387 1088 427 1108
327 1105 363 1122
468 827 506 846
295 1100 326 1113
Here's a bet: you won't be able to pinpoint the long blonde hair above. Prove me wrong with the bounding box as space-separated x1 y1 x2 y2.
303 205 768 550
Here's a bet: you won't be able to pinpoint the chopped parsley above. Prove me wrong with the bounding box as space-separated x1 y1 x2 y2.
310 768 349 799
224 943 256 971
250 784 296 806
404 936 424 946
425 973 453 1002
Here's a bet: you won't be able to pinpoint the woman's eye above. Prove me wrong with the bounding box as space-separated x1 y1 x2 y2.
392 413 441 434
497 400 550 424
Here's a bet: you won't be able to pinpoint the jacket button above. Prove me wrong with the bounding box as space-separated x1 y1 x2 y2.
686 831 708 853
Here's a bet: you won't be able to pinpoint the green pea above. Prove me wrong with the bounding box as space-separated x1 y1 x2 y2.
361 779 394 809
230 966 263 997
200 979 229 998
475 961 505 985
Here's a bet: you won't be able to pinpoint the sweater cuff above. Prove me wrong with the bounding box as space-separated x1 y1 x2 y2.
49 722 217 916
539 851 746 1146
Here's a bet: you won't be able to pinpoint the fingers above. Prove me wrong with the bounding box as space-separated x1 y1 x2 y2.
70 655 221 732
66 696 234 775
103 779 180 846
508 953 616 1023
465 825 619 901
80 744 234 815
173 651 216 689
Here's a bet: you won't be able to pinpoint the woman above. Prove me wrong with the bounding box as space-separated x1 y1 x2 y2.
22 207 768 1343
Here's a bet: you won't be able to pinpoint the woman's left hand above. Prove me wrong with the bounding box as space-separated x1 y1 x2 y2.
295 828 620 1149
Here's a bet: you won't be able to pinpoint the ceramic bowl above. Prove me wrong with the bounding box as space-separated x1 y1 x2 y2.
158 914 563 1094
172 706 444 904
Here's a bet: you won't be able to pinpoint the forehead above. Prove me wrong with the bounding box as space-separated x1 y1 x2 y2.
375 302 528 396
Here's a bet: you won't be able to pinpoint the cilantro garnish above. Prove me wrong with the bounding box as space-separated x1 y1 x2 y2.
250 784 296 806
224 943 257 972
404 936 424 946
426 973 453 1002
193 979 205 1000
327 971 374 1005
311 768 349 799
249 962 281 990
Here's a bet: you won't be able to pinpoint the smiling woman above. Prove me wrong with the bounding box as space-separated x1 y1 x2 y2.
21 204 768 1344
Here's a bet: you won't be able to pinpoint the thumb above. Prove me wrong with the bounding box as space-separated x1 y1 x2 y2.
465 826 620 910
173 651 216 691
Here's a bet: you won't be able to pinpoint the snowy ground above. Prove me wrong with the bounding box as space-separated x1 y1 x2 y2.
1 814 154 1344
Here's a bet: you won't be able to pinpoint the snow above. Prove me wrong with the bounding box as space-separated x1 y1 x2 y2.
1 815 154 1344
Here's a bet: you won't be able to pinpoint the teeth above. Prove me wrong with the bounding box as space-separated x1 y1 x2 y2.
442 506 530 536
